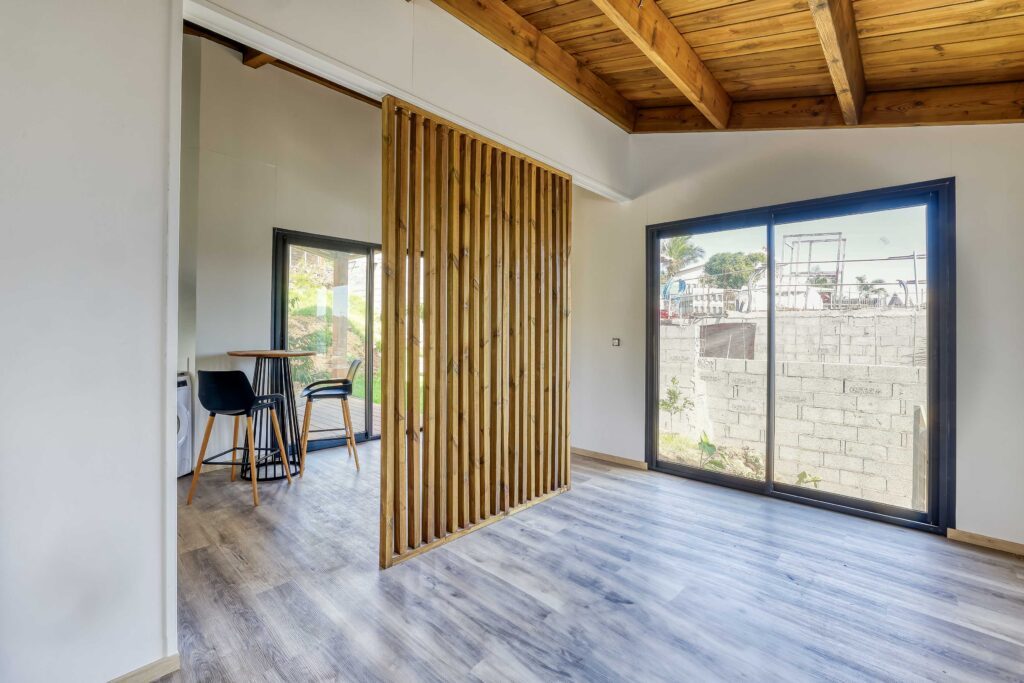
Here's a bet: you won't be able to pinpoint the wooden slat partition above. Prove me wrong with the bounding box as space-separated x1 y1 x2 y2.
380 96 572 567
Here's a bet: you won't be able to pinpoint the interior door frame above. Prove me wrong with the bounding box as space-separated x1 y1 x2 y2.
645 179 956 533
272 227 382 450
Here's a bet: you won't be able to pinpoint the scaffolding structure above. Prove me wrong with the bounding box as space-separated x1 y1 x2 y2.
778 232 846 310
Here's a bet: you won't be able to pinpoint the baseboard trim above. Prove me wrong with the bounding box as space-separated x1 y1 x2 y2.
947 528 1024 557
572 447 648 470
110 654 180 683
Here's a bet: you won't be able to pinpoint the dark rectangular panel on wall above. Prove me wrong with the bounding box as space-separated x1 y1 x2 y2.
380 96 572 568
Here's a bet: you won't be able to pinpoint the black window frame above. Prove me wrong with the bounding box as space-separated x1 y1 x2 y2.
645 178 956 533
272 227 382 450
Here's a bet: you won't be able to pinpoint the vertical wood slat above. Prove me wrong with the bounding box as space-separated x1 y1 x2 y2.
548 175 558 492
408 113 422 550
379 98 397 568
549 174 557 492
434 123 449 540
526 165 536 503
518 164 528 505
422 118 436 545
500 154 511 515
381 97 572 567
510 158 522 509
481 145 492 519
488 150 503 517
395 110 410 555
469 140 481 526
564 176 573 491
535 169 545 497
447 130 461 534
540 172 550 494
488 150 499 517
554 177 565 490
459 136 472 530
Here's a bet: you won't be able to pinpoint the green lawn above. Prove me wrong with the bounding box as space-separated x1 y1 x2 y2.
350 371 427 408
351 371 382 405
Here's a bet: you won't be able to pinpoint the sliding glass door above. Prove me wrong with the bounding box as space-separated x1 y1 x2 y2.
273 229 382 450
646 180 955 531
655 222 769 486
771 207 929 512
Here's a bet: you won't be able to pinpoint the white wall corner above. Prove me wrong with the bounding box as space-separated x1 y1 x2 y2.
163 0 184 661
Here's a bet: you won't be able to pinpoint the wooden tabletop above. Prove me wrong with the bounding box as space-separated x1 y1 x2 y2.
227 350 316 358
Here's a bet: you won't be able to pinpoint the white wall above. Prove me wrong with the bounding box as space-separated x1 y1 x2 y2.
185 0 633 201
0 1 177 681
188 39 381 453
572 123 1024 545
180 35 201 373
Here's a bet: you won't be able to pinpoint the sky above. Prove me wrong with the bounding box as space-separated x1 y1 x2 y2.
672 204 928 299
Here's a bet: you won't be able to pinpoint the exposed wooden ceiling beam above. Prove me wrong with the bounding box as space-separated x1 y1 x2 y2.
588 0 732 129
633 82 1024 132
808 0 865 125
184 21 380 108
242 47 276 69
430 0 636 131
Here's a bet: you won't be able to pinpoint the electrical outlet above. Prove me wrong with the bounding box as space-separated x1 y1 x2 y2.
612 338 621 347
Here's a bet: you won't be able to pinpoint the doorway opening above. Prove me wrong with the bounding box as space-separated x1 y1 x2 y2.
272 229 382 451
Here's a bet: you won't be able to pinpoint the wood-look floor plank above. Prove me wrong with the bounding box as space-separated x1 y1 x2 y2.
172 446 1024 682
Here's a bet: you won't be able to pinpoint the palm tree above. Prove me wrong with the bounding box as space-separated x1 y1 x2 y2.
661 236 705 284
856 275 887 304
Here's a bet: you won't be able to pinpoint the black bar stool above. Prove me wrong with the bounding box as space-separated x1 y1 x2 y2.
299 359 362 476
186 370 293 507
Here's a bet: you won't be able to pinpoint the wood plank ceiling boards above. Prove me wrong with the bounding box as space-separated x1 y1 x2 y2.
432 0 1024 131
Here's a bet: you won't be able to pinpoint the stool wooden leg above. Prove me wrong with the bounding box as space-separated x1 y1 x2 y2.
341 398 359 472
269 408 293 484
246 416 260 507
230 415 240 481
187 414 216 505
340 399 354 459
300 398 312 477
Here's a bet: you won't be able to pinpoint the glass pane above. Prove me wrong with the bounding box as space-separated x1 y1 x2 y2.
286 244 368 440
773 205 928 511
371 250 383 437
657 226 768 481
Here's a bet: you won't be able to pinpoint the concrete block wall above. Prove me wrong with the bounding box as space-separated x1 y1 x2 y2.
770 358 925 507
750 308 926 366
658 310 928 508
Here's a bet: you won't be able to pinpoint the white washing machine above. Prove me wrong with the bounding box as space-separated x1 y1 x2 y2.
177 373 194 477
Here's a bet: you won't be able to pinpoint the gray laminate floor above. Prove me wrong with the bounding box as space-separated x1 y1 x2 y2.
169 442 1024 682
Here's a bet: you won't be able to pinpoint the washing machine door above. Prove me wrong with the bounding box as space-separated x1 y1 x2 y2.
176 376 194 477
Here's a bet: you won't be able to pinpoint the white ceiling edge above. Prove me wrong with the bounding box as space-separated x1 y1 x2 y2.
183 0 634 203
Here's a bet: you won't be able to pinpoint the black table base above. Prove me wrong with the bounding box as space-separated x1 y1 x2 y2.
240 356 302 481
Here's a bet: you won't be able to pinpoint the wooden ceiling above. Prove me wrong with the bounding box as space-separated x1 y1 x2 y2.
432 0 1024 132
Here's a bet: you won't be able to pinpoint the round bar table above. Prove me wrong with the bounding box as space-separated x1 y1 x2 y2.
227 350 314 481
